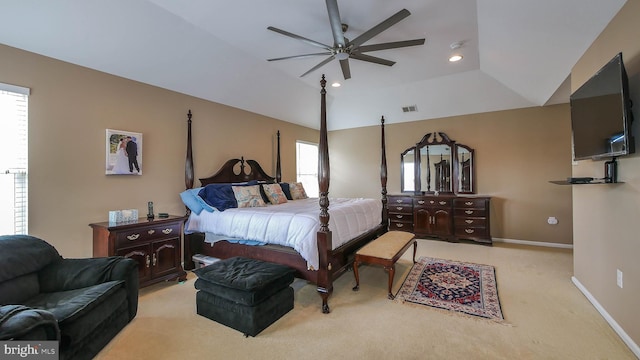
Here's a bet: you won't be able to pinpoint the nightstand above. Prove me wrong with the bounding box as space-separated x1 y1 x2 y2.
89 215 187 288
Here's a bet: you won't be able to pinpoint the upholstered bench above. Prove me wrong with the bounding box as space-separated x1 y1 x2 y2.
193 257 295 337
352 231 417 299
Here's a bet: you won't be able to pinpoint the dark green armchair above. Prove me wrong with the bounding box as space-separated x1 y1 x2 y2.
0 235 138 360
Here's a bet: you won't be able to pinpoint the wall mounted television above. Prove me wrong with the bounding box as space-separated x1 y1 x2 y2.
570 52 634 161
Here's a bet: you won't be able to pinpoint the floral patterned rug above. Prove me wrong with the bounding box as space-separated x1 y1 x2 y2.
395 256 504 321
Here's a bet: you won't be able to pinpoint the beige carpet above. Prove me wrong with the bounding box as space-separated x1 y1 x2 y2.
95 239 635 360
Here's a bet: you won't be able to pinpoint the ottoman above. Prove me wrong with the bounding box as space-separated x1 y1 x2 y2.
194 257 295 337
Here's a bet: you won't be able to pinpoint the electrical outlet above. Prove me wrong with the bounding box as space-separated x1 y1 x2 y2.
617 269 623 288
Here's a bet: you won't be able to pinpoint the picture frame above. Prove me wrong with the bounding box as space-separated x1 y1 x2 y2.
105 129 143 175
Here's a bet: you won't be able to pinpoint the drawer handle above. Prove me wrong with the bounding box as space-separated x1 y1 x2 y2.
147 229 155 235
429 200 435 204
396 215 404 219
396 199 403 203
162 228 173 235
465 210 473 215
465 229 475 234
465 219 474 224
417 200 425 205
465 201 473 206
127 234 140 241
396 207 404 211
396 223 404 228
439 201 447 205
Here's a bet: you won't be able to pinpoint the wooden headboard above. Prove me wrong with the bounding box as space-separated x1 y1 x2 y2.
199 158 275 186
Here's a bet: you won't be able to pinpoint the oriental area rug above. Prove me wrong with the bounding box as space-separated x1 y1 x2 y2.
395 256 504 322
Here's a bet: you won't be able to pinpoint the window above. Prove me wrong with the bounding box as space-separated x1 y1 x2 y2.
0 83 29 234
296 141 318 197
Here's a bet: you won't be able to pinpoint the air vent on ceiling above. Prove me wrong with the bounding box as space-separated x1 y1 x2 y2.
402 105 418 113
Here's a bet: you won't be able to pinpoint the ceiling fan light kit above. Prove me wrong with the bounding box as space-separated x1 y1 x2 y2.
267 0 426 80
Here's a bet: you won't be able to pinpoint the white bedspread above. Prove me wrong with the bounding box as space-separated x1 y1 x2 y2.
185 198 382 270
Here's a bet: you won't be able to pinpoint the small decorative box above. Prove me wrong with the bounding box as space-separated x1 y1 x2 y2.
109 209 139 225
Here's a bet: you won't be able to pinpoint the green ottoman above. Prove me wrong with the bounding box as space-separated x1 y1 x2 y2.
194 257 295 337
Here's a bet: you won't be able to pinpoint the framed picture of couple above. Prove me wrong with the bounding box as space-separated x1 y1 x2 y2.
105 129 143 175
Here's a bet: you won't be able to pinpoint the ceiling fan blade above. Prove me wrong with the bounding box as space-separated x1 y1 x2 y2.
339 59 351 80
300 55 335 77
357 38 425 53
349 53 396 67
349 9 411 48
268 52 333 61
325 0 345 47
267 26 332 50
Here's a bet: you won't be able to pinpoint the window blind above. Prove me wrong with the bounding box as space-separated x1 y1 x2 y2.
0 82 29 234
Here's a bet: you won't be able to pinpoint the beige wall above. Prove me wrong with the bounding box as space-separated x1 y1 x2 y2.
329 105 573 245
0 43 318 258
571 0 640 349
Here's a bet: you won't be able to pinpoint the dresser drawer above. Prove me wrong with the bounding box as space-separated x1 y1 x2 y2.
454 208 487 217
455 225 489 238
388 204 413 214
389 213 413 222
454 217 487 227
388 196 413 205
414 198 452 208
389 221 413 231
115 222 181 247
454 198 487 208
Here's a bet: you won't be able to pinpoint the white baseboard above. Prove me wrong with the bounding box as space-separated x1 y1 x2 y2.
572 276 640 358
492 237 573 249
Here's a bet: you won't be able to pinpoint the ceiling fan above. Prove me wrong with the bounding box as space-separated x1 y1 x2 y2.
266 0 425 80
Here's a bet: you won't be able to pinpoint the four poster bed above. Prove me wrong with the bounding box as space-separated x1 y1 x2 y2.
182 76 389 313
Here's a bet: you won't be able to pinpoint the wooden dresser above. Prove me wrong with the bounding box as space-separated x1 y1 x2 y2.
387 195 491 244
89 215 187 288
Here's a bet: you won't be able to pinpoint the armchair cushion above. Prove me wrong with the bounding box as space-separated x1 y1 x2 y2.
0 235 61 283
38 257 139 320
25 281 124 324
0 273 40 305
25 281 129 352
0 305 59 341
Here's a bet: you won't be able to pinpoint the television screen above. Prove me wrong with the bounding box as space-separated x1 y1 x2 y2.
570 52 634 160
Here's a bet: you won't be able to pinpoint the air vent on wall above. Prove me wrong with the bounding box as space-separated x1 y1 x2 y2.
402 105 418 113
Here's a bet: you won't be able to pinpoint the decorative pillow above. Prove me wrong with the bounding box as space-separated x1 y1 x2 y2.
180 187 216 214
180 188 204 215
198 184 237 212
232 185 267 208
279 182 293 200
262 183 288 205
289 182 308 200
256 181 272 204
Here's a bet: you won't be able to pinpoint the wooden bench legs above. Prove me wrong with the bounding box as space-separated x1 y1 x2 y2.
352 239 417 300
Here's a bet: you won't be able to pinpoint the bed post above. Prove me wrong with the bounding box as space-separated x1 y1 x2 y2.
317 75 333 314
381 116 388 226
276 130 282 183
185 110 194 191
183 110 196 270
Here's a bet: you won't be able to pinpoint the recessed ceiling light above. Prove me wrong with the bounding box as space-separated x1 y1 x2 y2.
449 55 463 62
331 82 341 87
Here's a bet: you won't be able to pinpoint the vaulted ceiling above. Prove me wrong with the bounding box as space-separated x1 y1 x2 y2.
0 0 627 130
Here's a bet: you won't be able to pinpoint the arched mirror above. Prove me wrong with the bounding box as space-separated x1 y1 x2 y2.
419 144 452 193
401 147 416 192
417 133 453 194
456 144 474 193
400 132 475 194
